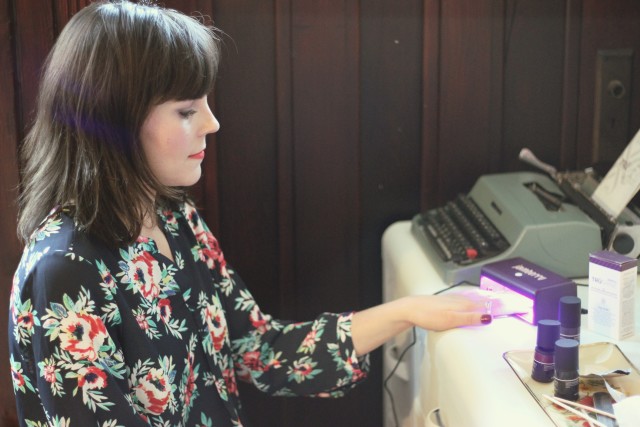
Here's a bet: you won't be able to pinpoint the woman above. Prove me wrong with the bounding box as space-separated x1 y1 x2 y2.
8 1 491 425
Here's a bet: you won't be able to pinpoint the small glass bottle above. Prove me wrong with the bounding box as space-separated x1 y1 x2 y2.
531 319 560 383
558 296 581 342
554 338 580 401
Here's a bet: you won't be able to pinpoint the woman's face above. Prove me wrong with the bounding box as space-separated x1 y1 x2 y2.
140 96 219 187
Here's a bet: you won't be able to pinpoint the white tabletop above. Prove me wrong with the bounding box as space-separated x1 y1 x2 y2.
382 221 640 427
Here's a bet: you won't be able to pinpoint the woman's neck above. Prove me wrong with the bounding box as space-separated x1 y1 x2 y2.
140 210 174 262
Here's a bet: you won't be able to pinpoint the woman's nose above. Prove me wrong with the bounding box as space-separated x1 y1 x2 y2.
206 113 220 135
201 97 220 135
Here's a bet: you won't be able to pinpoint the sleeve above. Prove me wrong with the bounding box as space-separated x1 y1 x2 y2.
9 249 150 427
223 268 370 398
183 202 369 398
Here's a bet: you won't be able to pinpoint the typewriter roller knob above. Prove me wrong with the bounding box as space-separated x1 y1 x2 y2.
612 232 634 255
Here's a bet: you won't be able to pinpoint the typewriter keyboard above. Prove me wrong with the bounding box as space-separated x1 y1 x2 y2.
413 194 510 264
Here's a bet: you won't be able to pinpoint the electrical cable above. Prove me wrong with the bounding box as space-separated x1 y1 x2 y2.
383 326 416 427
382 282 475 427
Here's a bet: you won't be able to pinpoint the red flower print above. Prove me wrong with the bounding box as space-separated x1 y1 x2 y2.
344 351 367 381
249 306 268 333
185 206 203 232
58 312 108 361
42 363 56 383
233 364 252 382
135 312 149 330
302 330 318 349
222 368 238 396
100 269 115 289
296 363 313 376
186 203 228 274
184 367 197 407
194 231 227 273
128 251 162 300
134 368 170 415
350 364 367 382
11 366 25 388
77 366 107 390
266 357 281 370
242 351 265 372
288 356 319 383
9 277 18 321
162 209 176 223
17 311 34 331
196 248 215 269
158 299 172 323
204 303 228 352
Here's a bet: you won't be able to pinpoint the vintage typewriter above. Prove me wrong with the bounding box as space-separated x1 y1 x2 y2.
411 149 640 285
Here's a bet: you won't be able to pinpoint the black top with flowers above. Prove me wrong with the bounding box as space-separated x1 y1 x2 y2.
8 203 368 426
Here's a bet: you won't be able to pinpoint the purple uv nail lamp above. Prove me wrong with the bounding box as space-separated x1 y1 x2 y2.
479 257 577 325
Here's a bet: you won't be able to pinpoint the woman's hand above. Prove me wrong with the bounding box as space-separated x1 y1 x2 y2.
351 292 492 356
405 293 492 332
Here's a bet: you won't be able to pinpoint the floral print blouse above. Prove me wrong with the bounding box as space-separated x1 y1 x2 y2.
9 203 369 426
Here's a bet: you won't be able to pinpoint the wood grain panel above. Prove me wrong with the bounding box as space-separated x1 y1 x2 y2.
274 0 296 320
1 1 58 425
360 0 424 264
560 0 583 169
577 0 640 170
502 0 566 173
12 0 55 137
488 0 506 173
52 0 91 33
359 2 424 425
287 0 368 425
437 0 494 202
212 0 280 315
208 1 283 424
291 0 360 317
0 0 21 423
421 0 442 209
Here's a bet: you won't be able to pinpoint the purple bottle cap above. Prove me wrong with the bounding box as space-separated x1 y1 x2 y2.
559 296 581 327
537 319 561 350
555 338 579 371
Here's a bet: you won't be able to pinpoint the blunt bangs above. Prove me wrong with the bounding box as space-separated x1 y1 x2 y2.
143 7 220 103
96 1 220 104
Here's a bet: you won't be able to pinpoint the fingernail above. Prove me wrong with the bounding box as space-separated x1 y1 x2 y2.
481 314 492 325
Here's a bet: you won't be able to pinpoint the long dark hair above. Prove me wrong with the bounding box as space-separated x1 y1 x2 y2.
17 0 220 245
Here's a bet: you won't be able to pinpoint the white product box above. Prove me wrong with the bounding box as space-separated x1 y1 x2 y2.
588 250 637 340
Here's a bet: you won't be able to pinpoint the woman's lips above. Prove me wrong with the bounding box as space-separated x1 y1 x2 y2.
189 150 205 160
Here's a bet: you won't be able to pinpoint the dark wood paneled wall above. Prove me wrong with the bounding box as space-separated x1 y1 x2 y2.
0 1 22 425
2 1 640 426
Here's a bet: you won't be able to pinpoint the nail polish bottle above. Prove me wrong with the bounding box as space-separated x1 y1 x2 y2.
554 338 580 401
531 319 560 383
558 296 581 343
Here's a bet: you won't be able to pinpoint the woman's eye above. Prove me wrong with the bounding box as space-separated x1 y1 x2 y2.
179 109 197 118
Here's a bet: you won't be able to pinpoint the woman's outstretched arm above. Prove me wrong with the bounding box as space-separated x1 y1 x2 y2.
350 293 492 356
